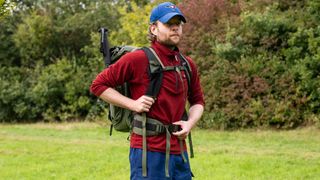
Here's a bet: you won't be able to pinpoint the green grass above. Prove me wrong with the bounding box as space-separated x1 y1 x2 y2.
0 122 319 180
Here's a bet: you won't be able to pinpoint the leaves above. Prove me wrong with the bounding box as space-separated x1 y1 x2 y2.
1 0 320 129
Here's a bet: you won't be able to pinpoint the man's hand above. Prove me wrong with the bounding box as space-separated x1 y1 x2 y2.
172 104 204 140
172 121 192 140
131 95 155 113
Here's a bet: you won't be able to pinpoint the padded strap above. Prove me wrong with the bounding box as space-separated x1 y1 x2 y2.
141 47 163 99
178 53 192 94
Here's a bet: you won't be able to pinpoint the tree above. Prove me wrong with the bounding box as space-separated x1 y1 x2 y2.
9 0 120 67
110 2 152 47
0 0 22 66
0 0 13 19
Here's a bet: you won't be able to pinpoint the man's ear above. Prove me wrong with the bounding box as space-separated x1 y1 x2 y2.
150 24 158 36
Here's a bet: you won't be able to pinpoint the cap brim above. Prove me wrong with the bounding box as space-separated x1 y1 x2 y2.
158 13 186 24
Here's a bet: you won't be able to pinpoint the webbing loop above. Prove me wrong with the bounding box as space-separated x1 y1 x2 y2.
179 140 187 163
164 125 171 177
141 113 147 177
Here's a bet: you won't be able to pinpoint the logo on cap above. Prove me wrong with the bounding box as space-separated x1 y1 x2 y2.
167 5 176 9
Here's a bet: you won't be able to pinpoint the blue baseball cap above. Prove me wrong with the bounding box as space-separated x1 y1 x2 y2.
150 2 186 24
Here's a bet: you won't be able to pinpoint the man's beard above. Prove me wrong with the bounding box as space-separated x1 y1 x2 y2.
157 36 180 48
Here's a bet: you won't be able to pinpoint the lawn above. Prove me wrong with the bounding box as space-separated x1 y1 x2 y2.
0 122 319 180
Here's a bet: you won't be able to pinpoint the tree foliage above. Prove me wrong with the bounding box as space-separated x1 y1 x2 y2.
0 0 8 18
185 0 320 129
110 2 152 47
0 0 320 129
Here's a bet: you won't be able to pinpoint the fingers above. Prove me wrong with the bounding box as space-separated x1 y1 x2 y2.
172 130 188 140
141 96 155 106
172 121 191 140
172 128 186 136
172 130 183 136
173 121 183 126
141 96 155 112
134 95 155 113
142 104 151 112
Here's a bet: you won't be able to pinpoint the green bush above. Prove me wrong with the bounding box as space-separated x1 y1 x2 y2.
0 54 106 122
198 2 320 129
0 67 38 121
29 56 105 121
1 0 320 128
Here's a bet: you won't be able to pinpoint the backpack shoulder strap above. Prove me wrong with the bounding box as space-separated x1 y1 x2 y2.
139 47 164 177
178 53 195 158
178 53 192 92
141 47 164 99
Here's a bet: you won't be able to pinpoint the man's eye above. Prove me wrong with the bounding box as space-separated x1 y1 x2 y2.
167 22 182 26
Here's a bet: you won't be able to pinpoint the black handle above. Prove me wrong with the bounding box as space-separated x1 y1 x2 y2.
99 27 111 67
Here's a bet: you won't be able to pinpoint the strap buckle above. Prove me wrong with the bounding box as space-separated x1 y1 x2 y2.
167 124 181 133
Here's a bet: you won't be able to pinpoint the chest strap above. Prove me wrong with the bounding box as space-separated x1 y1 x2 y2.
132 114 187 178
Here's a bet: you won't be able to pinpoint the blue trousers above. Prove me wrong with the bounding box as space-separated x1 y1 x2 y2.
129 148 192 180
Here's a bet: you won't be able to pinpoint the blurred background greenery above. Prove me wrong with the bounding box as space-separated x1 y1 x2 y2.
0 0 319 129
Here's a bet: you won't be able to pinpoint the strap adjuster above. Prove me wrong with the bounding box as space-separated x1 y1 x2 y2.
168 124 182 133
155 124 165 133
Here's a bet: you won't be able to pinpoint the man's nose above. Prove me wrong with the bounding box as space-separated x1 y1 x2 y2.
171 25 179 31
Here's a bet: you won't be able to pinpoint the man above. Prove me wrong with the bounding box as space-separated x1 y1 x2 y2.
90 2 204 180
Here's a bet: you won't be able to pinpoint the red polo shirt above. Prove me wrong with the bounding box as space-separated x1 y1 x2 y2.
90 41 204 154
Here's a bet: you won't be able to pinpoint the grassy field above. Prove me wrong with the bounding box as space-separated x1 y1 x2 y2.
0 122 319 180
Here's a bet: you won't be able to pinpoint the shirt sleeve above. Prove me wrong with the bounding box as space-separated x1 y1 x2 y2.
90 52 135 97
